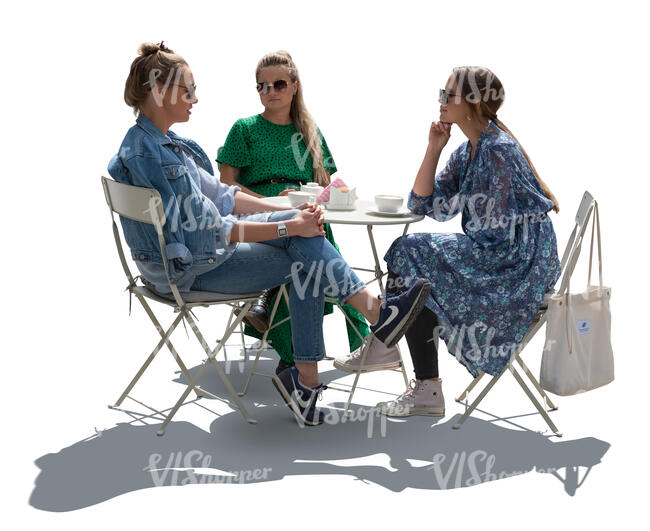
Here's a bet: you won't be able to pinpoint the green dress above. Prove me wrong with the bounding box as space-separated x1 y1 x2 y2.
216 114 369 362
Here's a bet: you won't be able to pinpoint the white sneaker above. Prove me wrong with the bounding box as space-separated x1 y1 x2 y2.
377 379 445 417
333 334 401 373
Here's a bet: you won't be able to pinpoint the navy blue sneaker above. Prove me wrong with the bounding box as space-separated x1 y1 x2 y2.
273 366 327 426
370 278 431 347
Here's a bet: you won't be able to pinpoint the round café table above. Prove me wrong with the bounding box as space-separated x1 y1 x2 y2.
264 198 424 296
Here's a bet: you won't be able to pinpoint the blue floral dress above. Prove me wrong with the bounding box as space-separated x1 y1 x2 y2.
384 121 561 377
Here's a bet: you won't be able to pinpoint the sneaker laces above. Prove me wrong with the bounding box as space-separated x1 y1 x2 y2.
350 335 374 361
393 379 421 404
315 384 327 401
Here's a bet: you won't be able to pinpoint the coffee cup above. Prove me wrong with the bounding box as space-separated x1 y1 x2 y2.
375 195 403 213
300 182 324 202
288 191 314 207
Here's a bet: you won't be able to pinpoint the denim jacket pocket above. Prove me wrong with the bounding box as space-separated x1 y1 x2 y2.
161 163 189 180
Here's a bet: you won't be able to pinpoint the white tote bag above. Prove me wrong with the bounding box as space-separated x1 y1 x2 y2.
540 201 614 396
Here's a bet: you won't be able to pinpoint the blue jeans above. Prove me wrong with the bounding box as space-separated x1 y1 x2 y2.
191 210 365 362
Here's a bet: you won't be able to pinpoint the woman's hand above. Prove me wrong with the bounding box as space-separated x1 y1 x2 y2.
278 185 301 197
428 121 452 153
289 205 326 238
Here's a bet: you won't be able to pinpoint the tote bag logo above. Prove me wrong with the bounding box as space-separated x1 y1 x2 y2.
577 319 591 335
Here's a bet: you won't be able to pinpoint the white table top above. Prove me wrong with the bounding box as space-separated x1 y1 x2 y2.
264 197 424 226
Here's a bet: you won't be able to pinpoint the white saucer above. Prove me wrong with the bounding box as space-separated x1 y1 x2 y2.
325 203 357 211
366 206 411 217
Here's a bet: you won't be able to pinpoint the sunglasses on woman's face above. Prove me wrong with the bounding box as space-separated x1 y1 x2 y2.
439 88 460 105
176 83 197 100
256 79 289 94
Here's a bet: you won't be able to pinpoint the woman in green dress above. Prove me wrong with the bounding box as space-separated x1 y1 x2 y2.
218 50 369 374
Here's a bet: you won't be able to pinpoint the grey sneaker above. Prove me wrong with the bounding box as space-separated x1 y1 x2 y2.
333 334 401 373
376 379 445 417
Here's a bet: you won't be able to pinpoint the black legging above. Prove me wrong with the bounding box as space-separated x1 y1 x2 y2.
386 270 439 380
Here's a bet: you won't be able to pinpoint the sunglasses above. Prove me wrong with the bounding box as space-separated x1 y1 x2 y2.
176 83 197 100
256 79 289 94
439 88 460 105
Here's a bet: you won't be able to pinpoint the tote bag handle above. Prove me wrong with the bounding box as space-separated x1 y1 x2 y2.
563 200 603 354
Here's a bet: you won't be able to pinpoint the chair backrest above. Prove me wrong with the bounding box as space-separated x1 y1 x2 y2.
101 176 182 304
101 176 166 226
555 190 595 295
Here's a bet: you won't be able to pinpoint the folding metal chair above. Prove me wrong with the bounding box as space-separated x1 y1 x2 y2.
101 176 264 436
453 190 597 437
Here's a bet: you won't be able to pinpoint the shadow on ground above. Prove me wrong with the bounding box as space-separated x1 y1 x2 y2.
31 357 610 511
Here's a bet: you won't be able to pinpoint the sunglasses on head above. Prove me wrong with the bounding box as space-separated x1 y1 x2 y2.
256 79 289 94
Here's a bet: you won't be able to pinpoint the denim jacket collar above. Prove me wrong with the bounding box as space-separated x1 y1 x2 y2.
136 113 175 146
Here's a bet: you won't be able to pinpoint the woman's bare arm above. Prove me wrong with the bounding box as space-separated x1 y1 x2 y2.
412 122 451 196
220 162 264 198
227 206 325 243
232 190 297 215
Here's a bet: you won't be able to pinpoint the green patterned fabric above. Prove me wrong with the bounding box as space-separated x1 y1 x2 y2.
217 114 369 362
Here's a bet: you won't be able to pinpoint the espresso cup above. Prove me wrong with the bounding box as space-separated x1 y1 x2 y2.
375 194 403 213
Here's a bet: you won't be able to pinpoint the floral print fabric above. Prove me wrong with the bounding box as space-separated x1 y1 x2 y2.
384 121 561 377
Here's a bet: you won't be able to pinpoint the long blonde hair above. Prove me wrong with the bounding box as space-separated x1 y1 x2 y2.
453 66 560 213
256 51 328 186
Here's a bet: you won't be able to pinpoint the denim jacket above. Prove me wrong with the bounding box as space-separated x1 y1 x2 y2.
107 114 242 293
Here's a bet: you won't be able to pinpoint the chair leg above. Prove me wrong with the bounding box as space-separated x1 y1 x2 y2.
220 306 237 363
455 372 485 403
515 354 558 411
239 318 249 363
343 370 362 415
157 308 257 436
186 310 257 421
508 364 562 436
138 295 202 398
239 332 271 397
110 311 186 408
239 285 290 397
452 367 509 430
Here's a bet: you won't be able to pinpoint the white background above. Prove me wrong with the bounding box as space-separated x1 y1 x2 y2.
3 0 648 528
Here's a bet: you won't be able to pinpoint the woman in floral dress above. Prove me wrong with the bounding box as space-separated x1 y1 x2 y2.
336 66 562 417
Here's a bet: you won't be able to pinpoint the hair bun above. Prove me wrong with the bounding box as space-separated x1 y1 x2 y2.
138 42 159 56
276 50 293 60
138 41 173 56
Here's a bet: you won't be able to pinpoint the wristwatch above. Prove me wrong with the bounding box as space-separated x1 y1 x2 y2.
277 221 288 238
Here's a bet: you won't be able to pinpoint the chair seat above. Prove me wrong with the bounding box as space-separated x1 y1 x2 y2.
133 285 262 306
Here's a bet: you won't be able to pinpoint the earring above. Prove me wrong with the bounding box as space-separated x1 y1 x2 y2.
466 115 472 121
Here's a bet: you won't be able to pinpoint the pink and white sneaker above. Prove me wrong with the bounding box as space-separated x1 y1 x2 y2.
376 379 445 417
333 334 401 373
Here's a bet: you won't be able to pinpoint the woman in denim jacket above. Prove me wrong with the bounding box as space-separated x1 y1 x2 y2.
107 42 431 426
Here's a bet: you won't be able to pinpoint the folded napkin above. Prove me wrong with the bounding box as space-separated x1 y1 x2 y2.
317 177 358 202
